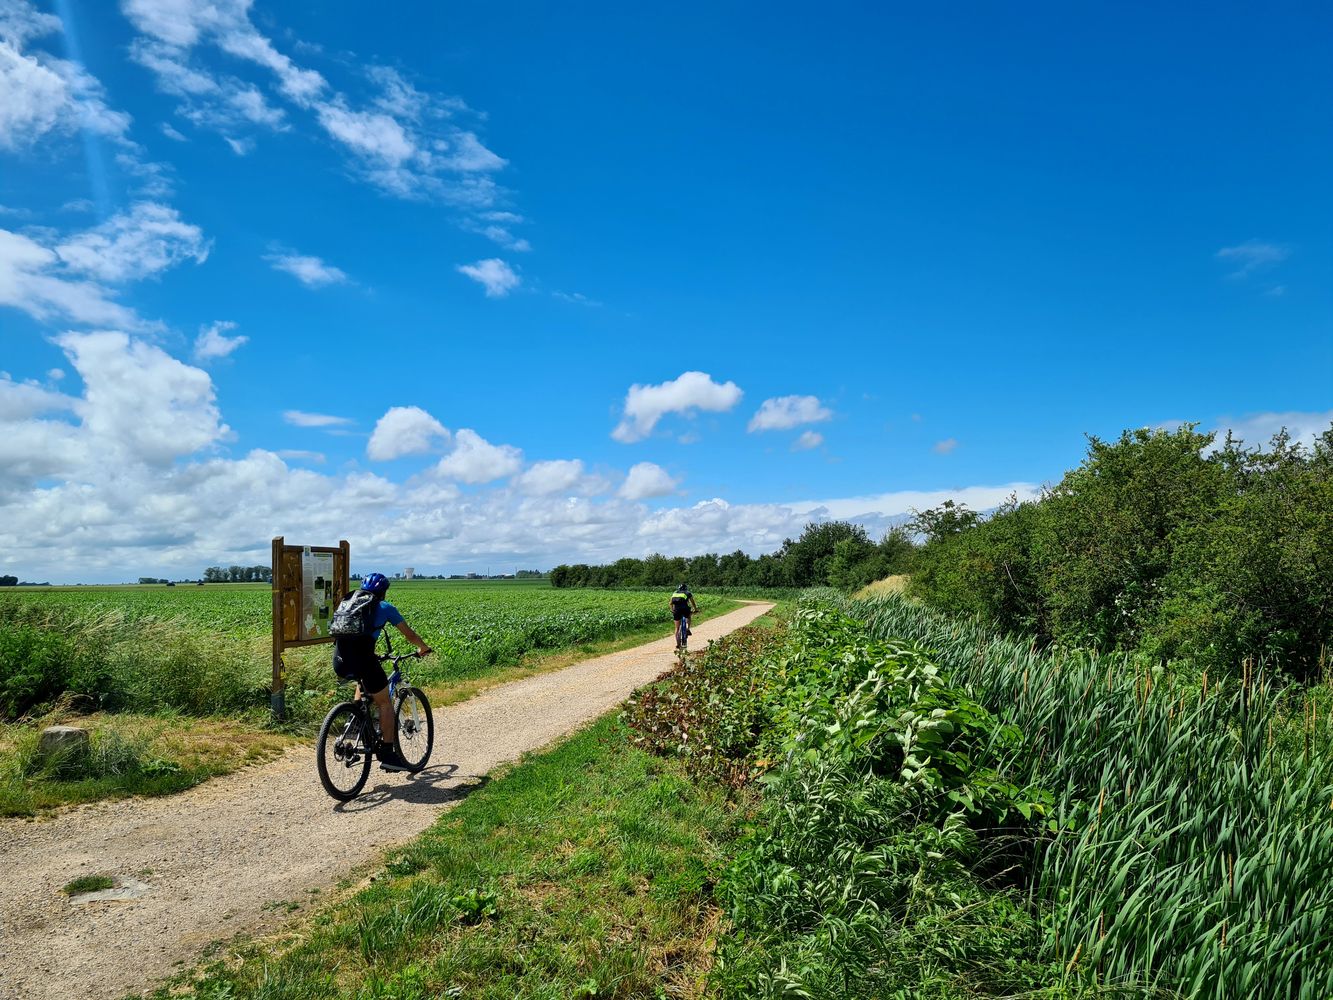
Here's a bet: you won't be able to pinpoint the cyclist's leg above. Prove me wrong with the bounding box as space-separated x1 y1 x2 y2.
371 688 396 745
356 659 395 746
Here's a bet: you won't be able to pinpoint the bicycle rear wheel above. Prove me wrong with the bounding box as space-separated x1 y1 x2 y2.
395 686 434 772
317 702 372 800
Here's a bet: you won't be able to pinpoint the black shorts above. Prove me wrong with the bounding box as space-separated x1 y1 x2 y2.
332 643 388 695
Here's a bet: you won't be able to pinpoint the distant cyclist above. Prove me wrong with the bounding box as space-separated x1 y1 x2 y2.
331 573 432 770
669 583 698 649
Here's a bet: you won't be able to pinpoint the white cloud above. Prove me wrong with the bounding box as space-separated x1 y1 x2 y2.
0 3 132 151
514 459 598 496
792 430 823 451
53 331 229 467
0 341 1064 582
0 372 75 421
933 437 958 455
122 1 513 208
275 449 324 463
457 258 519 298
283 410 352 428
0 203 207 331
1216 241 1290 278
747 394 833 432
160 122 187 141
265 252 348 288
552 290 601 307
612 371 743 443
56 202 209 283
193 320 247 361
367 406 450 461
1211 410 1333 450
788 484 1042 524
619 461 679 500
435 429 522 484
0 227 138 328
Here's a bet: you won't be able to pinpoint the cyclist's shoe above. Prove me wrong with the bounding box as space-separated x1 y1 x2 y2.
375 742 411 772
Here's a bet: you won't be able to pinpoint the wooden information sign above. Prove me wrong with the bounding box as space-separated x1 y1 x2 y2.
270 536 350 721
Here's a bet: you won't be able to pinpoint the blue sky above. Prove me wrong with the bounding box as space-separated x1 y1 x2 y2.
2 0 1330 582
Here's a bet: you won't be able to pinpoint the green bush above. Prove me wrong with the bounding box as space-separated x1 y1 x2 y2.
909 424 1333 679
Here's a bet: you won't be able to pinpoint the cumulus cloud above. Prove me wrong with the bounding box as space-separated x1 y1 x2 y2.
612 371 743 443
367 406 450 461
619 461 679 500
435 428 522 484
0 337 1060 582
283 410 352 428
792 430 823 451
265 251 348 288
193 320 246 361
747 394 832 432
513 459 608 497
456 258 519 297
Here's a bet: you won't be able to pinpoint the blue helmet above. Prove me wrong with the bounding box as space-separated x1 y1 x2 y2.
360 572 390 595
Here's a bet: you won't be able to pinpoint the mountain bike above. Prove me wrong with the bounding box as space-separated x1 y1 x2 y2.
316 644 434 801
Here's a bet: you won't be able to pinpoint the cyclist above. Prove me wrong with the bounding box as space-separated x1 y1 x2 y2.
332 572 432 770
669 583 698 649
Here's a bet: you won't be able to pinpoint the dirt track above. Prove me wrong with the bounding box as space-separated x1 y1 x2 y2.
0 602 772 1000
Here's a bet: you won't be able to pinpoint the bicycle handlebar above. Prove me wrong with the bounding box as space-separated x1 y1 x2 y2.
377 649 423 663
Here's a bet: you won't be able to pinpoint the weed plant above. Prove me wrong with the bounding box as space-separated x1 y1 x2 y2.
628 608 1062 997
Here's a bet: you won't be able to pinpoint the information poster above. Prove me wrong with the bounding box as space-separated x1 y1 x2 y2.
300 547 335 640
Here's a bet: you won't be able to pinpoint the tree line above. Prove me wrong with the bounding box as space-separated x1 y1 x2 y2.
552 423 1332 679
550 520 914 592
201 565 273 583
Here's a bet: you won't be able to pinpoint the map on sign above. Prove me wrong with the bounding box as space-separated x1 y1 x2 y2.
300 547 335 640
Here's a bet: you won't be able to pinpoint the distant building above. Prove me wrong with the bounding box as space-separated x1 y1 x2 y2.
404 567 415 580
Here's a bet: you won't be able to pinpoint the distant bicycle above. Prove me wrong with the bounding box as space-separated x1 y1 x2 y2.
316 643 434 801
675 616 691 651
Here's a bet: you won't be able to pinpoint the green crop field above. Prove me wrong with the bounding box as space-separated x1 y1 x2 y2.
0 580 736 814
0 580 732 719
2 579 713 655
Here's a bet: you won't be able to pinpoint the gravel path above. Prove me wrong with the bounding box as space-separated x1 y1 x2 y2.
0 602 772 1000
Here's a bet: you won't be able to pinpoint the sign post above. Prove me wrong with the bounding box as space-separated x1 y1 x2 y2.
270 536 350 722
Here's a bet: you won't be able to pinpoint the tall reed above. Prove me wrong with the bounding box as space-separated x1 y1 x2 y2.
845 590 1333 998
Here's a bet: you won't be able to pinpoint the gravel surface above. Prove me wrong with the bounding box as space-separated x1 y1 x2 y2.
0 602 773 1000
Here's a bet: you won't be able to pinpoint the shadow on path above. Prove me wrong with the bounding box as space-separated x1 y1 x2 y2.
331 764 493 814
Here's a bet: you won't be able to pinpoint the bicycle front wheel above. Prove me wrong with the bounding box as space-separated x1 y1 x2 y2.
395 686 434 772
316 702 372 800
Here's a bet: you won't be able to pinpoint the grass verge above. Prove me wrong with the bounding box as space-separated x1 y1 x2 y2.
139 714 747 1000
0 712 294 817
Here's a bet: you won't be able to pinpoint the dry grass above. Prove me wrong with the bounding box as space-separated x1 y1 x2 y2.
853 574 910 599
